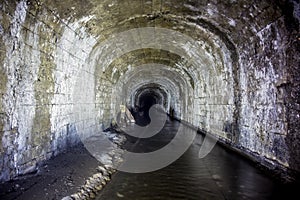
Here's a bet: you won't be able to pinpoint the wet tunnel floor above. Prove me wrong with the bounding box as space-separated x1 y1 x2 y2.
97 118 298 200
0 118 298 200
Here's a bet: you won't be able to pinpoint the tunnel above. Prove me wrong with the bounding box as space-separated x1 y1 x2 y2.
0 0 299 199
131 83 168 125
134 89 160 125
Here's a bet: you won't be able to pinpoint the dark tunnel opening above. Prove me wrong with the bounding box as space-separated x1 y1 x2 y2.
133 92 160 126
0 1 300 199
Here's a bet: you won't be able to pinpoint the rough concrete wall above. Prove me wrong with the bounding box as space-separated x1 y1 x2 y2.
236 2 300 174
281 0 300 173
238 17 290 169
0 0 40 182
0 1 8 181
0 1 97 182
0 0 299 182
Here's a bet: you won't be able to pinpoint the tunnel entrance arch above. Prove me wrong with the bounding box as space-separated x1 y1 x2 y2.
90 26 237 130
133 84 167 110
110 63 190 124
131 83 169 125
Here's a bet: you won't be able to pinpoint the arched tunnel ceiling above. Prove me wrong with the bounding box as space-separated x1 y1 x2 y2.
134 83 167 107
42 0 284 45
38 1 287 121
104 49 195 87
88 19 236 122
0 0 299 182
111 63 191 119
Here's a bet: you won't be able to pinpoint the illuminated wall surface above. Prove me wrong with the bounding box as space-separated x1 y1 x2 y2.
0 0 299 182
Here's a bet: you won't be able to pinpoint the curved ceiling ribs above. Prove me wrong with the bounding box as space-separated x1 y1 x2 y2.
1 0 298 183
87 14 237 125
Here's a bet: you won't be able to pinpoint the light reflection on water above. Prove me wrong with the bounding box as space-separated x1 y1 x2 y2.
97 119 297 200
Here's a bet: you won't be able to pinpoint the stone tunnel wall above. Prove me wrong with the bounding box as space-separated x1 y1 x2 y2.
0 1 99 181
0 0 299 182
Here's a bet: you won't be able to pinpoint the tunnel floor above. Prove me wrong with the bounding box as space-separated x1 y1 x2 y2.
0 118 298 200
0 143 101 200
97 118 298 200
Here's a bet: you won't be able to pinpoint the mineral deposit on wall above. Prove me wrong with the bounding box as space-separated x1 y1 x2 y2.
0 0 299 182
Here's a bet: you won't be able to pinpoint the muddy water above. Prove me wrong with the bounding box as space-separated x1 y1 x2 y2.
97 119 297 200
